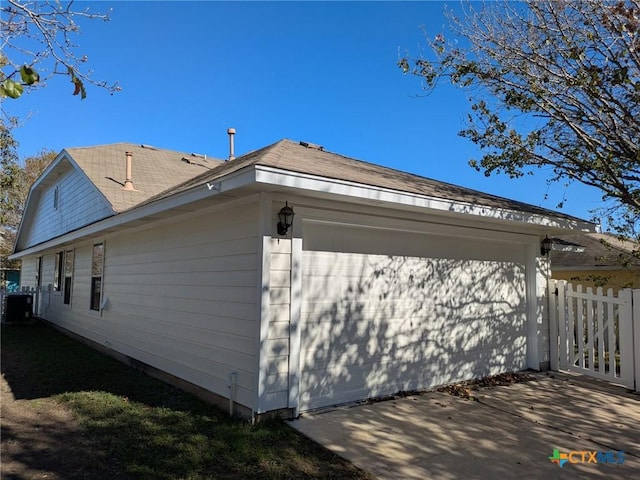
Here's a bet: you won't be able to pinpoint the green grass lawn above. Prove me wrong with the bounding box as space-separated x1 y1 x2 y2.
1 322 374 480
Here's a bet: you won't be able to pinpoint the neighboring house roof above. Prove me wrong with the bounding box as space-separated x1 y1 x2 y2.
550 233 640 270
64 142 223 212
145 139 586 222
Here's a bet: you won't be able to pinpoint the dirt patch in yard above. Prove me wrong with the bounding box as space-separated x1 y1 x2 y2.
1 379 122 479
1 361 124 480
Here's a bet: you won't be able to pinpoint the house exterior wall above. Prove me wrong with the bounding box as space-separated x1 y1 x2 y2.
17 189 552 417
18 256 38 289
262 238 292 410
256 197 546 414
21 165 114 249
20 200 260 412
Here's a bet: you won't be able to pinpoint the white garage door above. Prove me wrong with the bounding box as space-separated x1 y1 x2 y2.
299 222 528 411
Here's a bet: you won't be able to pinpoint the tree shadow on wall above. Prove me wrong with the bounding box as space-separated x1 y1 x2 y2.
296 253 528 410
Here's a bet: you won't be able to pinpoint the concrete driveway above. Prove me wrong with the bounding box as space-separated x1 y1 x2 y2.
290 372 640 479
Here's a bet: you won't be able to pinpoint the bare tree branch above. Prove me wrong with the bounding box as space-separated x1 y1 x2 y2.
400 0 640 240
1 0 120 101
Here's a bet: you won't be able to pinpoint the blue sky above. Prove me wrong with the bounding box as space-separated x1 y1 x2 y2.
6 1 603 222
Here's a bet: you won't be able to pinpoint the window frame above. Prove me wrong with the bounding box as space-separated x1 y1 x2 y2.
53 252 63 292
63 249 74 305
90 243 105 312
35 256 42 288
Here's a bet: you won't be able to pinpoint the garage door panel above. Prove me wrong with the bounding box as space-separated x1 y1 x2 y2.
300 344 527 411
303 222 526 262
300 239 528 411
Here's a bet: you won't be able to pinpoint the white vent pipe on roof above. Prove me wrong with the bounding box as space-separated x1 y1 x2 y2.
122 151 136 191
227 128 236 161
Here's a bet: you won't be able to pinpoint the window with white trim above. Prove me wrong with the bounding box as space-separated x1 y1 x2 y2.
90 243 104 311
63 249 74 305
54 252 63 292
36 256 42 287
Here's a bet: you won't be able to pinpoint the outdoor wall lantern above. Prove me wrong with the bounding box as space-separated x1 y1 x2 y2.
277 202 295 236
540 235 553 256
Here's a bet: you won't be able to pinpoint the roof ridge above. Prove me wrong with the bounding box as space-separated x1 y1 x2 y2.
65 142 217 158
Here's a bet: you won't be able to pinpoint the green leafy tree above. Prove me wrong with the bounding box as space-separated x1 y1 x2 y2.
399 0 640 247
1 0 120 100
1 119 56 270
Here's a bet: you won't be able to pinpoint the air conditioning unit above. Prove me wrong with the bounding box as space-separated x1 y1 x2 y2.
2 294 34 324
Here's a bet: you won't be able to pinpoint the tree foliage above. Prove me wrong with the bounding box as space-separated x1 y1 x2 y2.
1 119 56 269
399 0 640 242
0 0 120 101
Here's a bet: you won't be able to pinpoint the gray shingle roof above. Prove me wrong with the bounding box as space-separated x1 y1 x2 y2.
144 139 588 222
551 233 640 268
66 143 223 212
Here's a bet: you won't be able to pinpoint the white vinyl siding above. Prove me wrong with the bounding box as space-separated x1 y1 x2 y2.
261 238 292 410
40 245 92 319
299 222 528 411
36 202 260 409
19 257 38 289
23 204 258 408
21 166 113 249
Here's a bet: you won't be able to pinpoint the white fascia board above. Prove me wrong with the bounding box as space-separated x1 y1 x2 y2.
9 167 257 259
29 149 69 190
254 165 596 232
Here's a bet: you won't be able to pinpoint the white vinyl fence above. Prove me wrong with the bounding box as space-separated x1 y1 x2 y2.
548 280 640 391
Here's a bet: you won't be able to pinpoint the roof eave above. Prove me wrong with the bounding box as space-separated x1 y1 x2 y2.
13 149 118 253
11 163 596 259
9 166 257 259
254 165 596 232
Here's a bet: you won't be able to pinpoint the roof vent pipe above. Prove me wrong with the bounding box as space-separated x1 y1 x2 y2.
122 151 136 191
227 128 236 161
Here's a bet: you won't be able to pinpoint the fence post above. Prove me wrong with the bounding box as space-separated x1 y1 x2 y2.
633 289 640 392
618 289 634 389
548 279 559 370
557 281 568 370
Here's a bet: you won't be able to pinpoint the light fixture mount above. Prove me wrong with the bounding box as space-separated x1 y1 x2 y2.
541 235 553 256
277 202 295 236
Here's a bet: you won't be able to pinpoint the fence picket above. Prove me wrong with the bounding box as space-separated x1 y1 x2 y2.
575 284 585 368
558 281 568 370
548 280 559 371
586 286 594 369
607 289 616 378
549 280 637 391
618 289 634 388
633 290 640 391
596 287 605 374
